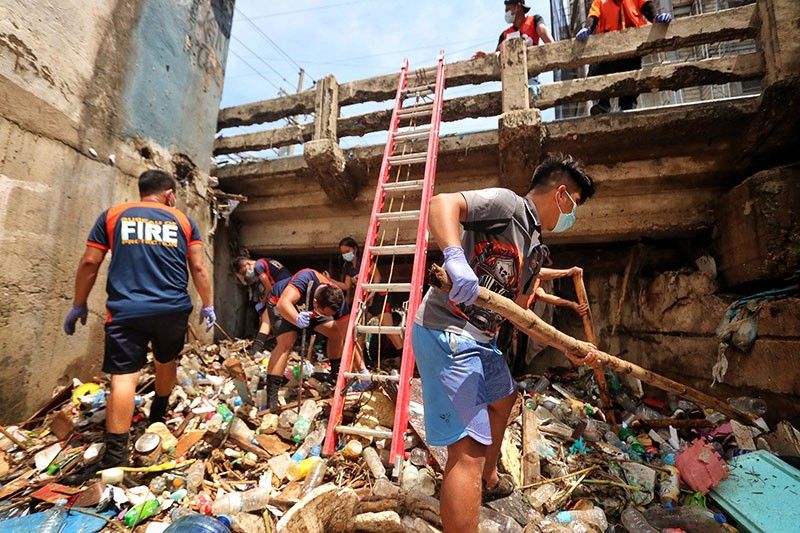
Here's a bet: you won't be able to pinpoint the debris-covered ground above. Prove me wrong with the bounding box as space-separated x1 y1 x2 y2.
1 339 798 532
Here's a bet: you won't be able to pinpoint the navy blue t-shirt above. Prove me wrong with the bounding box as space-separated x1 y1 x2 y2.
87 202 202 322
254 258 292 285
270 268 349 319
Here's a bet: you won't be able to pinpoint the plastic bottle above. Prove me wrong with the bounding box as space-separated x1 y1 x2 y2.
124 499 161 528
186 460 206 494
291 428 325 462
728 396 767 417
149 474 168 495
555 508 608 530
176 367 196 395
621 506 659 533
165 513 232 533
216 404 234 424
400 463 419 490
409 448 428 467
286 457 322 481
342 439 363 459
412 468 436 496
658 465 681 506
643 506 726 533
291 400 319 443
229 418 256 444
362 446 386 479
210 487 271 515
301 459 327 496
40 499 68 533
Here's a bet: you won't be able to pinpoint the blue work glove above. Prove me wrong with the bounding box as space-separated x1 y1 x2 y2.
443 246 479 306
654 13 673 23
296 311 313 329
575 28 590 42
63 304 88 335
200 306 216 332
255 302 266 314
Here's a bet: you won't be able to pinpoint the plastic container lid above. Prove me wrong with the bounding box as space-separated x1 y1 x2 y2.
135 432 161 453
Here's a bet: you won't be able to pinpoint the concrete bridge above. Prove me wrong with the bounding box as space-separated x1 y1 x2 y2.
213 0 799 424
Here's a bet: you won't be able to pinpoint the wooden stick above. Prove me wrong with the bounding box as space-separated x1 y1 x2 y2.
640 418 714 429
582 479 644 491
518 465 598 490
428 264 752 424
572 272 615 424
521 397 541 492
0 427 28 449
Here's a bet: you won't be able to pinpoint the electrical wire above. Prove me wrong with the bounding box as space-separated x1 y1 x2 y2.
231 35 296 89
227 48 283 94
249 0 377 19
235 6 317 83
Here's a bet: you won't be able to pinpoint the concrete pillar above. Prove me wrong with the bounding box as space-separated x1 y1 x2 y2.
758 0 800 85
498 37 542 192
304 74 357 202
313 74 339 140
500 37 530 113
714 166 800 288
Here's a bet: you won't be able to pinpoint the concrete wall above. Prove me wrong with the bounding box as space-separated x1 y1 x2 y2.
0 0 233 422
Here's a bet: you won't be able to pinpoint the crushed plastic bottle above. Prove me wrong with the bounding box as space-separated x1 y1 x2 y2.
291 400 319 443
621 506 659 533
409 447 428 467
286 456 322 481
555 508 608 530
362 446 386 479
210 487 270 515
400 463 420 491
185 460 206 494
301 459 327 496
643 506 726 533
40 499 68 533
124 498 161 528
291 428 324 462
216 404 234 424
658 465 681 506
728 396 767 417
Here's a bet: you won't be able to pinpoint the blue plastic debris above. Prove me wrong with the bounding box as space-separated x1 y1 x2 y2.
0 507 113 533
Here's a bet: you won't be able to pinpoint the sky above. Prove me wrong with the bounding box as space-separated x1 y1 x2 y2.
219 0 558 156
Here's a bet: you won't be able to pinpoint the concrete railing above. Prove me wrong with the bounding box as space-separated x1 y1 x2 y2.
214 3 762 158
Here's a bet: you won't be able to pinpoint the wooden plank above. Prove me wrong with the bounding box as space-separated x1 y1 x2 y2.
527 4 757 74
536 52 764 110
521 399 541 493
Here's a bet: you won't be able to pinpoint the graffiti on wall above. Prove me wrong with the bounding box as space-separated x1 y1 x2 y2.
187 0 234 89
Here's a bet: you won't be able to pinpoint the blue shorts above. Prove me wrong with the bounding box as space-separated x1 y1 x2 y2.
411 323 516 446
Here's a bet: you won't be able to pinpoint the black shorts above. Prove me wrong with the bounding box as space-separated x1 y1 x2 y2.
103 310 190 374
267 303 333 337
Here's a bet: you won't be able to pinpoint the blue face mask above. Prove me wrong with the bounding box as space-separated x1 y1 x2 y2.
342 251 355 262
552 191 577 233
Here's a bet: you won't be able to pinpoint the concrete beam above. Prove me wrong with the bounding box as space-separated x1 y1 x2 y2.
715 166 800 288
526 4 757 75
313 74 339 140
758 0 800 85
500 38 530 113
536 52 764 110
217 91 315 130
303 138 357 203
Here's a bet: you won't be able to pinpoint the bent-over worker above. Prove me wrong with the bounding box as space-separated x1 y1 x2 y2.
232 256 292 354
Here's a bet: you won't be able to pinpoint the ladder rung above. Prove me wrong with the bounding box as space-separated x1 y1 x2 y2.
404 84 433 94
356 325 404 335
362 283 412 292
388 152 427 166
375 210 420 222
370 244 417 256
393 128 430 142
343 372 401 383
398 104 433 117
335 426 393 440
382 180 424 193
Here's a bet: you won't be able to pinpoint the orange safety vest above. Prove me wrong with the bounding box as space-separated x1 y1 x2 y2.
501 15 541 46
588 0 649 33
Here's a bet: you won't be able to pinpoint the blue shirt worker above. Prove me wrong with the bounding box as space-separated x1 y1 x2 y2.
62 169 215 484
263 269 348 410
412 155 595 531
232 256 292 354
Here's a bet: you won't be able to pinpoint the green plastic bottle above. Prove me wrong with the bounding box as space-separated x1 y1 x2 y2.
123 498 160 528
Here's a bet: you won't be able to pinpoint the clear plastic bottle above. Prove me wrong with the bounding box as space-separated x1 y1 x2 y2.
409 447 428 467
728 396 767 417
229 418 256 444
286 456 322 481
291 400 319 443
164 513 232 533
342 439 363 459
555 508 608 530
176 367 197 395
643 506 726 533
185 460 206 494
40 499 68 533
301 459 327 496
291 428 324 462
400 463 419 490
362 446 386 479
621 506 659 533
210 487 271 515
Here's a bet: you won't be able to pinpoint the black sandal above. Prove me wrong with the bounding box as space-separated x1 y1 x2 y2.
482 472 515 502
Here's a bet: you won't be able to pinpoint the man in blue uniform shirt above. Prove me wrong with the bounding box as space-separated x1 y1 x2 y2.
63 169 215 483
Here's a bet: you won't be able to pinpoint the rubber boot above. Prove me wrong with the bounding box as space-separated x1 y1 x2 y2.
149 394 170 424
324 358 341 385
63 431 129 486
249 333 269 355
265 375 282 411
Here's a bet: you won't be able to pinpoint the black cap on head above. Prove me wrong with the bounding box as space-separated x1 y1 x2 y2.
504 0 531 13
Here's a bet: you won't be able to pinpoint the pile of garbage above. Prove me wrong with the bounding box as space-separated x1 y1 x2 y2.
0 339 798 532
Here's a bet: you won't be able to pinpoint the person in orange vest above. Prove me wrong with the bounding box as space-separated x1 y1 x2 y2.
576 0 673 114
473 0 554 59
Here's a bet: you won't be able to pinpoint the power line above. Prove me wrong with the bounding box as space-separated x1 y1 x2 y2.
228 48 283 94
249 0 375 20
231 35 295 89
235 6 317 84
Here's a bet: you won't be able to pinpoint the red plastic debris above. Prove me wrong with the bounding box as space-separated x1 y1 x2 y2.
675 439 729 493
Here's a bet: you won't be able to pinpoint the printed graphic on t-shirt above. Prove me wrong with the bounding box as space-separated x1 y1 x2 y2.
452 240 522 335
119 217 180 247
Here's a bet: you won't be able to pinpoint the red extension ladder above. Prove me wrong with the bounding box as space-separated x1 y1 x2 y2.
322 52 446 475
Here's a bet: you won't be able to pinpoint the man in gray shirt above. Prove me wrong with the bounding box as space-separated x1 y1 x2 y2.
413 154 595 531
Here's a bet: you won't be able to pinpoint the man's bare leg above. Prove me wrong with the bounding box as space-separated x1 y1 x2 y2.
442 436 486 532
267 332 296 377
482 392 517 488
106 372 140 433
153 360 177 397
